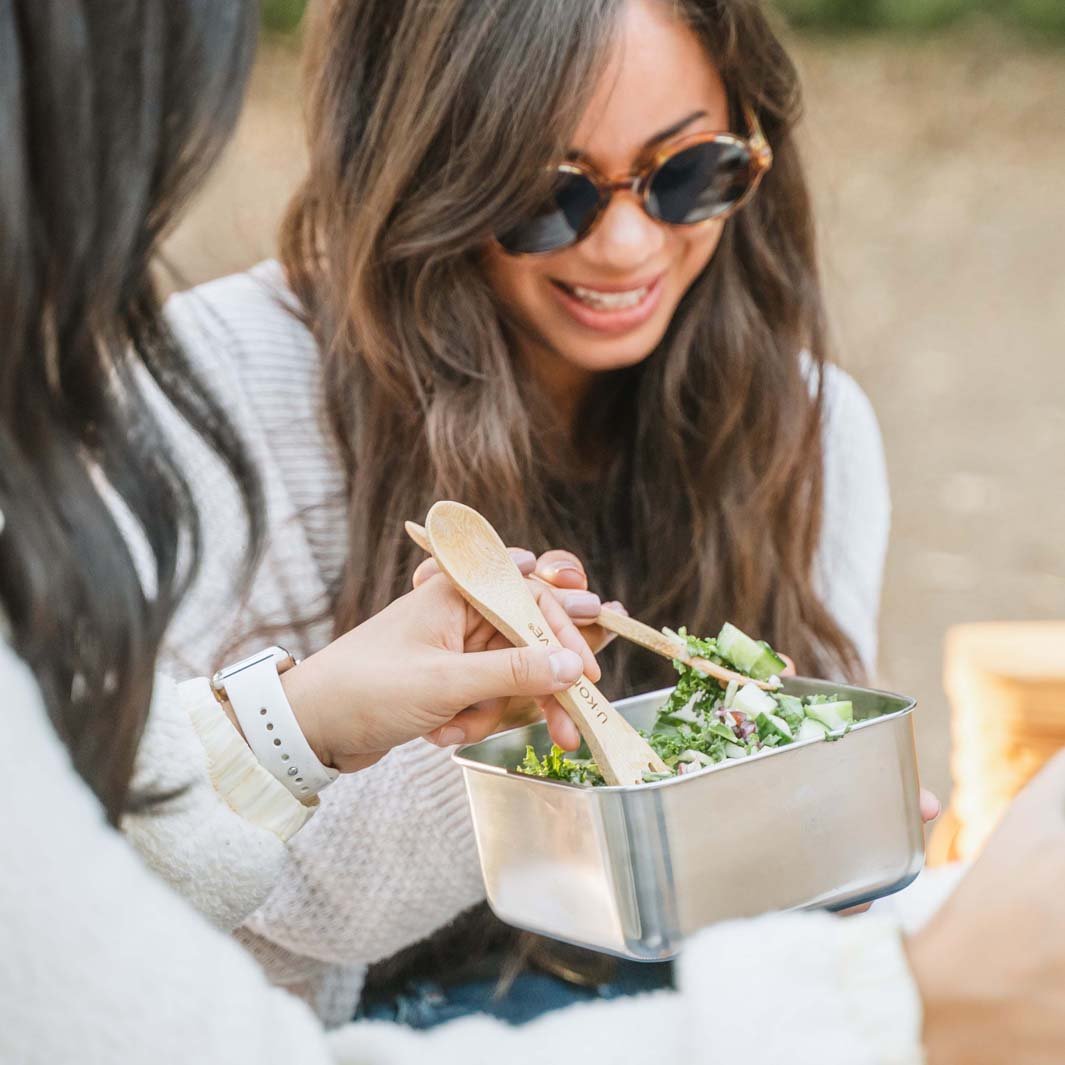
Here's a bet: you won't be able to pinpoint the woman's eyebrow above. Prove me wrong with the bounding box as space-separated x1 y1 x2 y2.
641 109 709 150
565 109 711 161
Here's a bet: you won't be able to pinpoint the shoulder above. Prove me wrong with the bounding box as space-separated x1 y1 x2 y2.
801 357 889 513
818 362 885 460
806 363 892 674
165 260 319 390
817 362 890 518
801 355 883 459
163 261 333 483
166 259 304 339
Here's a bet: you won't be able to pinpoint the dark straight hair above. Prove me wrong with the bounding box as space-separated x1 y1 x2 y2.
0 0 262 824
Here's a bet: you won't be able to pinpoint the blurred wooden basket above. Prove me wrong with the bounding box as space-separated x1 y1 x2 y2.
929 621 1065 865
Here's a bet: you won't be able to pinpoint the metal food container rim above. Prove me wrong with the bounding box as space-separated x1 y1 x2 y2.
451 677 917 793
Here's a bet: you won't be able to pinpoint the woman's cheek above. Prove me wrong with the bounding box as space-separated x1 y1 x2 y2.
677 221 725 284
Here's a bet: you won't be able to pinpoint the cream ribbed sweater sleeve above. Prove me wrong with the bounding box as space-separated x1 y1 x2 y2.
122 675 315 930
0 639 924 1065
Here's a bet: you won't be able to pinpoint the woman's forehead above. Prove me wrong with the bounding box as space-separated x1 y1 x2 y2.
569 0 729 171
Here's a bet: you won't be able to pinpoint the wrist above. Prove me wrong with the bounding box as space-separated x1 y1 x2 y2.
278 646 383 774
278 658 333 770
212 646 339 799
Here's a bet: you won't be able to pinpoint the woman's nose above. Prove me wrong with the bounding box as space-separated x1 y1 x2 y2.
579 191 666 271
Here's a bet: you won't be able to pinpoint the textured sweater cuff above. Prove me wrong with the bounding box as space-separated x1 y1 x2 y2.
181 678 317 841
679 912 924 1065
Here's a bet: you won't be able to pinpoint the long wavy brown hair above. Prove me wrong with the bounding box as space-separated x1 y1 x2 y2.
283 0 860 698
282 0 862 995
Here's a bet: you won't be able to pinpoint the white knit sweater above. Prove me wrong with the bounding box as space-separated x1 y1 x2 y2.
0 643 928 1065
159 260 894 1023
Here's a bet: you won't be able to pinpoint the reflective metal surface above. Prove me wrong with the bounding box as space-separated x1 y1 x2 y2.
454 678 925 960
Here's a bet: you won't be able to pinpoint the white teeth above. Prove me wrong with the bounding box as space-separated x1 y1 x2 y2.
569 283 650 311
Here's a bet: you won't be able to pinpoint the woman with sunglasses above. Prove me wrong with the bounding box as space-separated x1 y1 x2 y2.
159 0 946 1029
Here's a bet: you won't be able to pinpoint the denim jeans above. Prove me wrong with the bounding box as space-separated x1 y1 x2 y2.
357 959 675 1029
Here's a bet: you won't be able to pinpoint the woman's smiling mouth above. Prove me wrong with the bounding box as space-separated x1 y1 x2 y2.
549 274 665 334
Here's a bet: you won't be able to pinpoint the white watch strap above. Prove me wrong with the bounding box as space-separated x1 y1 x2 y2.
214 647 339 800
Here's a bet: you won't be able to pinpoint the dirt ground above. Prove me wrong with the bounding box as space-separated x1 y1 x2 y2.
166 32 1065 806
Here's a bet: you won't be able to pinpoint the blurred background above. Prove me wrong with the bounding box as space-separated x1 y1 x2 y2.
165 0 1065 817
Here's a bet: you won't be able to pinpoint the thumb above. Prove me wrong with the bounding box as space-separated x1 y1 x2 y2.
444 645 584 708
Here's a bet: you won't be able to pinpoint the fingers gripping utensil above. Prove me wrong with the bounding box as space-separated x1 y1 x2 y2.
418 502 668 786
405 520 777 693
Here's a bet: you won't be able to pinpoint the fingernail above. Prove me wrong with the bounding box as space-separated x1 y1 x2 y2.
563 591 602 619
508 548 537 568
435 726 466 747
549 649 583 685
543 561 584 579
603 601 628 616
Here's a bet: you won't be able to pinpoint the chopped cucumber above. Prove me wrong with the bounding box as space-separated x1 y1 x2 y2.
805 701 854 732
796 718 829 742
724 742 747 759
756 712 794 744
775 693 805 733
717 622 788 681
769 713 793 738
679 749 715 767
733 681 777 717
776 693 802 714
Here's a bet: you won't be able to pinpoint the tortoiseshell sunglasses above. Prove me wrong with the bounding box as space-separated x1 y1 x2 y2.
496 105 773 256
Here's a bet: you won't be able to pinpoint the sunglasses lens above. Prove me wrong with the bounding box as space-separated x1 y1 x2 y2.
497 169 600 255
648 140 754 225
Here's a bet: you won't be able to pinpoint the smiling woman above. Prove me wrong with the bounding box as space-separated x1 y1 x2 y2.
162 0 892 1032
486 0 752 389
277 0 865 687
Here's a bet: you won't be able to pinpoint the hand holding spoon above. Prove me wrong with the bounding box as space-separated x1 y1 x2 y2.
405 521 778 692
419 502 668 786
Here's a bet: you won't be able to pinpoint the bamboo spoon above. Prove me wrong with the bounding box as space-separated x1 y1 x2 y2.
417 502 668 786
405 521 778 693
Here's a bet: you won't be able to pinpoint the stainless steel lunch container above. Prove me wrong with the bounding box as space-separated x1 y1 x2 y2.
453 678 924 960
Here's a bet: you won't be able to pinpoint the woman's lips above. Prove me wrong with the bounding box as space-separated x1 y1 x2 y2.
549 275 665 335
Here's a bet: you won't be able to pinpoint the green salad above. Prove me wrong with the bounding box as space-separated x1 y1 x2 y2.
518 622 854 787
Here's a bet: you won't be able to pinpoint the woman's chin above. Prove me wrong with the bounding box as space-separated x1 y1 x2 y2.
554 331 665 374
